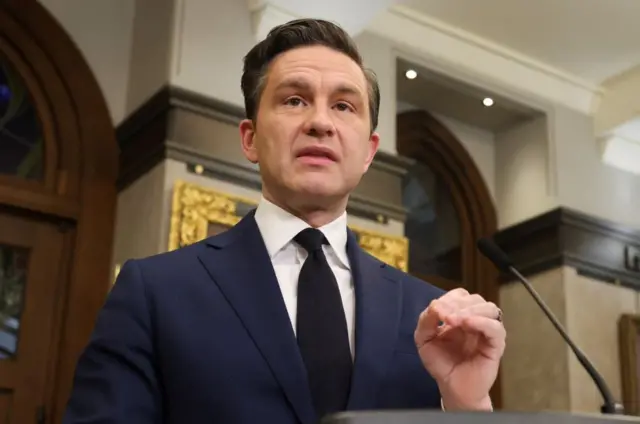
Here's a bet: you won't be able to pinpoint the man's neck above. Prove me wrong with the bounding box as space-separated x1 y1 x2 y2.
263 191 347 228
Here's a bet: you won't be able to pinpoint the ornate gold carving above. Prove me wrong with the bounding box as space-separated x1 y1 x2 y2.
351 225 408 272
168 180 409 271
168 180 248 251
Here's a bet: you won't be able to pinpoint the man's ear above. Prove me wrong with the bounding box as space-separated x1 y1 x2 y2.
239 119 258 164
363 131 380 172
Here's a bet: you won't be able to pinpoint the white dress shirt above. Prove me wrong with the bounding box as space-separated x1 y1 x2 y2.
254 196 355 356
254 196 455 411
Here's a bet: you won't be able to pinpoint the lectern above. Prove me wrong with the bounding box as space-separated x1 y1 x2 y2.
320 410 640 424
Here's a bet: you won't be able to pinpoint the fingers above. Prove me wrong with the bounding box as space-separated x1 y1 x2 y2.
414 302 445 346
458 316 506 355
443 302 500 327
440 288 486 311
428 289 499 326
415 288 503 348
414 289 478 346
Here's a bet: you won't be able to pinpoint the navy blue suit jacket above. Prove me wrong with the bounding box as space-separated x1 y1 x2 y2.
63 211 445 424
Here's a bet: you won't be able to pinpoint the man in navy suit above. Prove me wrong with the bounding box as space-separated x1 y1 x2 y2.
63 18 506 424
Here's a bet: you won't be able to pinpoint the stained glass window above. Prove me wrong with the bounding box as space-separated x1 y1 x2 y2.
0 57 44 180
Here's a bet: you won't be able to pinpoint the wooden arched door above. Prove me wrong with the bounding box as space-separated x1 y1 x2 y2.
397 110 498 302
397 109 501 406
0 3 118 423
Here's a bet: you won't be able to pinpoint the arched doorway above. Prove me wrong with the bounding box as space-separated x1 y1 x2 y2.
397 109 501 406
397 110 497 301
0 3 117 423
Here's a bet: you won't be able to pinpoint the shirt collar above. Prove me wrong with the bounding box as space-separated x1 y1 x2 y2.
254 196 350 270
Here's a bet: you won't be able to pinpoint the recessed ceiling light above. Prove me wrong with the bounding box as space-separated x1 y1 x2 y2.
483 97 494 107
405 69 417 80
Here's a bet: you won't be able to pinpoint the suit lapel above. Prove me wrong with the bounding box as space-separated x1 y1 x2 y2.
198 212 316 424
346 229 402 410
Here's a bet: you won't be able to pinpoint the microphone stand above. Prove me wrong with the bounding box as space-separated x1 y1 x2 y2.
476 238 625 415
507 266 624 415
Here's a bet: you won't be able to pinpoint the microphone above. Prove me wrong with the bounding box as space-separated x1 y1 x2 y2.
476 237 624 415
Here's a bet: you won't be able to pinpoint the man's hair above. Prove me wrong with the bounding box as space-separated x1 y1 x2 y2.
241 18 380 131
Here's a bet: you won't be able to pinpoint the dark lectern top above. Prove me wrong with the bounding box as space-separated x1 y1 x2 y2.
320 410 640 424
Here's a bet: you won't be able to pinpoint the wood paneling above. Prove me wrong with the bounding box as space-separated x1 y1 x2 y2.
0 212 71 424
0 2 118 423
619 314 640 415
0 390 12 424
493 208 640 289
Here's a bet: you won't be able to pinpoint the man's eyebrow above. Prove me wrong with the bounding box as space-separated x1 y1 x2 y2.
274 78 365 98
274 78 311 92
334 84 364 98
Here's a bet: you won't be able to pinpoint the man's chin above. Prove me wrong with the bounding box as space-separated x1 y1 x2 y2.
291 180 344 200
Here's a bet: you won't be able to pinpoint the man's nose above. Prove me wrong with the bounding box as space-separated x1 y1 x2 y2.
304 105 335 137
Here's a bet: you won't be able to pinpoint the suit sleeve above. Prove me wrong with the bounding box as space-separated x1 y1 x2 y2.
63 260 162 424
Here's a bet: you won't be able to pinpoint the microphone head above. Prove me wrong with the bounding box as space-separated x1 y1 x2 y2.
477 238 513 273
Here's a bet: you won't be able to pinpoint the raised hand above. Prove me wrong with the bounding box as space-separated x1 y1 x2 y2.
414 288 506 411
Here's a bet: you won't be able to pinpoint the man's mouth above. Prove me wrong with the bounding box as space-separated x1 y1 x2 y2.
295 146 338 165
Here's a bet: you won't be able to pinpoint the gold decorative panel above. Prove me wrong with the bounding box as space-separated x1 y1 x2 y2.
355 228 408 272
168 180 408 271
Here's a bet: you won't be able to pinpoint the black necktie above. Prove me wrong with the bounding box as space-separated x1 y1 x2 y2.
294 228 352 418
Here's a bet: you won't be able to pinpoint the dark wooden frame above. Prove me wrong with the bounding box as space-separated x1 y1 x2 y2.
0 2 118 423
396 109 500 406
396 110 498 300
619 314 640 415
493 207 640 290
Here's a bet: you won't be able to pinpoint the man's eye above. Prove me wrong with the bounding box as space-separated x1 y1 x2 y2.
335 102 353 112
285 97 304 106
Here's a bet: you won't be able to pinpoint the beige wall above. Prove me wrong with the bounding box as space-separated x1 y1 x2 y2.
38 0 135 125
495 115 557 229
126 0 175 113
355 31 397 154
500 267 571 411
553 105 640 230
168 0 255 108
500 266 639 413
112 161 168 268
565 270 639 412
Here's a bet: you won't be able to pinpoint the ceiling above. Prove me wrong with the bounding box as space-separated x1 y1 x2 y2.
400 0 640 84
396 58 540 133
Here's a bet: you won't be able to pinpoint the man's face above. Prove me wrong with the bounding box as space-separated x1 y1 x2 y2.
240 45 379 208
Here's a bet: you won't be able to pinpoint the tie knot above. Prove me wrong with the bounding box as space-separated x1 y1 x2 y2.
294 228 327 253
